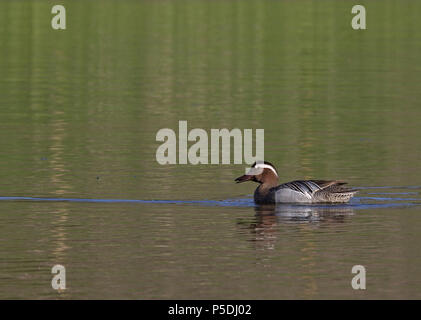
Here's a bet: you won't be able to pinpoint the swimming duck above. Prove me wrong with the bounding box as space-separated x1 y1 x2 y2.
235 161 358 204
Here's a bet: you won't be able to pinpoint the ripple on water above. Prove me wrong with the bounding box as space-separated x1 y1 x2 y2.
0 185 420 212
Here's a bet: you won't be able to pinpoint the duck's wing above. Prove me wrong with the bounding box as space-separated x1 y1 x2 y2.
311 181 358 203
274 180 355 198
310 180 348 189
271 180 320 203
311 180 358 194
273 180 358 203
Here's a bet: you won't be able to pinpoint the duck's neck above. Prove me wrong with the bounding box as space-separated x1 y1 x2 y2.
254 178 279 203
260 176 279 189
254 181 278 204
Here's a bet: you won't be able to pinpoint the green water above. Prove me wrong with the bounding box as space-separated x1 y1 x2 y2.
1 0 421 299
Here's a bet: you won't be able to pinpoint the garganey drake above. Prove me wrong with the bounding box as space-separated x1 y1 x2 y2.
235 161 358 204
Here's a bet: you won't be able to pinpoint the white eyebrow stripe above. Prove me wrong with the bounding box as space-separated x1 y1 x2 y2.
254 164 278 177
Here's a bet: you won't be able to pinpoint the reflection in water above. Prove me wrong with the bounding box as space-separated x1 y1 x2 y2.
250 205 356 296
256 204 355 223
238 204 355 250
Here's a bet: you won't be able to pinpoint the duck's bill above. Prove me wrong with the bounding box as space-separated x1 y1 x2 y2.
235 175 253 183
235 167 263 183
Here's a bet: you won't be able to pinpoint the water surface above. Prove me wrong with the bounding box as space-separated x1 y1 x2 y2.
1 0 421 299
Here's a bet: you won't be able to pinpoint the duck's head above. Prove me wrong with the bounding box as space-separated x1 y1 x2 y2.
235 161 279 185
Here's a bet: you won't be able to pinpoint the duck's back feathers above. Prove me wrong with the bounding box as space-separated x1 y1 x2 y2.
273 180 358 203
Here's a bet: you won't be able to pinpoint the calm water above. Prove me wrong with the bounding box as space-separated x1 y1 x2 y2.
1 0 421 299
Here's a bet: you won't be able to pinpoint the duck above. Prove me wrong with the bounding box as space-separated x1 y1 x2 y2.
235 161 358 204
